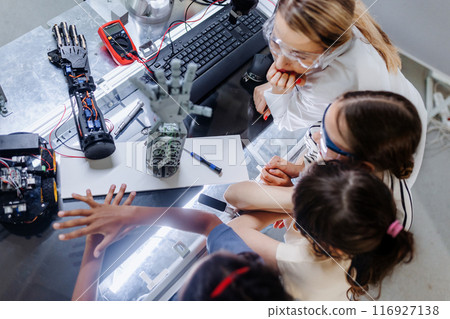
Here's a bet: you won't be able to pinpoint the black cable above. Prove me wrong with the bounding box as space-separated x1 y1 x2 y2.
54 113 83 152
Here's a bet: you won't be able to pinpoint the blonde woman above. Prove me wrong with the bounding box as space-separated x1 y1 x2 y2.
256 0 427 185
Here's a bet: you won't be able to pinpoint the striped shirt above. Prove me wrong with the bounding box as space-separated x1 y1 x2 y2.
301 122 413 230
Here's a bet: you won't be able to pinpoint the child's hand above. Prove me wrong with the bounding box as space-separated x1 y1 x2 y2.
261 167 293 186
260 156 303 186
53 184 137 258
267 63 306 95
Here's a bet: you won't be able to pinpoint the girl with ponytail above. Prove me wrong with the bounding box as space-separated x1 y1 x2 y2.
291 162 414 300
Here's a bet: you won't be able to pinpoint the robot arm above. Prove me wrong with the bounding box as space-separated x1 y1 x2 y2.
47 22 115 160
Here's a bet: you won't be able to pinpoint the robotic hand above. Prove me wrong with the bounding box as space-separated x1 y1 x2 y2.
48 22 115 160
229 0 259 24
132 59 212 178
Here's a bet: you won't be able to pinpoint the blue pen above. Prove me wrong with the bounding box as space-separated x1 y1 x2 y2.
184 149 222 174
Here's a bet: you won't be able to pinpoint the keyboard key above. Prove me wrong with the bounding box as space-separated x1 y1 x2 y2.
222 30 233 38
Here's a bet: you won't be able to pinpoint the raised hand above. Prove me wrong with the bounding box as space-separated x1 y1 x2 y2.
53 184 136 258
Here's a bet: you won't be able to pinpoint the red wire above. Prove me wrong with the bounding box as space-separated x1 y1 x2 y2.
141 0 226 64
49 104 86 159
130 0 275 71
267 0 276 6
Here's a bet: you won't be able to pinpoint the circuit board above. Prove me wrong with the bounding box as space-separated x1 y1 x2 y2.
0 145 57 225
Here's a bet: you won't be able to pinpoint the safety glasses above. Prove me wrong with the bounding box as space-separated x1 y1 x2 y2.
262 14 326 70
319 104 355 159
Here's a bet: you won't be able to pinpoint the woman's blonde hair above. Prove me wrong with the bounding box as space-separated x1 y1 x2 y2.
278 0 401 72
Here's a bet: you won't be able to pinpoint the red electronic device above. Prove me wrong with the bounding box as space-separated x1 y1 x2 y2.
98 20 137 65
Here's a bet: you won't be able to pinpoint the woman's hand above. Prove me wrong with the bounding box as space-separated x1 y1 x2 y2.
53 184 136 258
267 63 305 95
253 82 272 115
260 156 303 186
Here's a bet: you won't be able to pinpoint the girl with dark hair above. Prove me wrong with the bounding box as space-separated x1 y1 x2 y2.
226 91 422 230
62 185 291 301
55 162 413 300
179 251 291 301
255 0 427 185
289 162 414 300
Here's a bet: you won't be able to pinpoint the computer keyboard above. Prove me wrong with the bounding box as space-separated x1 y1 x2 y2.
147 5 268 103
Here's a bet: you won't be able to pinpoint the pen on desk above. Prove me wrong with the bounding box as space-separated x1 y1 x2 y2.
184 149 222 174
114 100 144 136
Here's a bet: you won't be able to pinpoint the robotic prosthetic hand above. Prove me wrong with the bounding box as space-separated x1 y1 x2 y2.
132 59 212 178
48 22 115 160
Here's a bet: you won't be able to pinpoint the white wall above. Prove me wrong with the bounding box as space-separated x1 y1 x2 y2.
362 0 450 76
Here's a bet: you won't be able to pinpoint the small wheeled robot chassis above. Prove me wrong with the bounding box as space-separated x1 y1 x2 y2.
0 133 58 235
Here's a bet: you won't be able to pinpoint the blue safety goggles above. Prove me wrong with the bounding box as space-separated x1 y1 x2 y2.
319 104 356 158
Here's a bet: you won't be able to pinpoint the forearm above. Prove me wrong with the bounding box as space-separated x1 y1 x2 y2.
72 241 104 301
227 212 287 270
224 181 294 213
127 206 222 237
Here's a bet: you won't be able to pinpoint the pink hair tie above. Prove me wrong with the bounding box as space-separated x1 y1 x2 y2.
387 220 403 238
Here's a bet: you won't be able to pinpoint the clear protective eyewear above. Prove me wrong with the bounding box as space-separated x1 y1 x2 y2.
319 104 356 159
262 14 326 70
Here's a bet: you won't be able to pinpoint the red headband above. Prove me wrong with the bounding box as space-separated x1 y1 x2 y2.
210 266 250 298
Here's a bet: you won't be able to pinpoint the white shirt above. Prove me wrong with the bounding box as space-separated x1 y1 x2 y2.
276 221 352 301
264 27 427 186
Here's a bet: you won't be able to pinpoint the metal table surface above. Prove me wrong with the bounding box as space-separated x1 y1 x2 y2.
0 0 305 300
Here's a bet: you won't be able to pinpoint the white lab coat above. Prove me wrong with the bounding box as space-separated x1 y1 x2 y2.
264 27 427 186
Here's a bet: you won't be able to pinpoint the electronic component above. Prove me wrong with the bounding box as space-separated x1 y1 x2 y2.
98 20 137 65
0 133 40 157
0 133 58 235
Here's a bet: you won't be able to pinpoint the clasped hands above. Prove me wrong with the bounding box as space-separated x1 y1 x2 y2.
259 155 305 187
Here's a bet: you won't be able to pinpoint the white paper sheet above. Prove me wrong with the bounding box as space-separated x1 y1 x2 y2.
59 135 249 198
